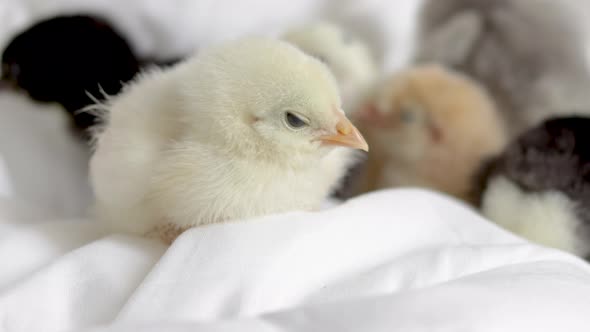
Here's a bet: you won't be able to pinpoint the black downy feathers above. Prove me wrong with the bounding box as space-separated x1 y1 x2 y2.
1 15 165 137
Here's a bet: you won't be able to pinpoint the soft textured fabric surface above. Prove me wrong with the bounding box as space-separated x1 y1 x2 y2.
0 92 92 220
2 190 590 332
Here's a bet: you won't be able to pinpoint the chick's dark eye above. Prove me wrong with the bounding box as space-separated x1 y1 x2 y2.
400 110 415 123
399 103 422 124
314 54 328 64
285 112 308 129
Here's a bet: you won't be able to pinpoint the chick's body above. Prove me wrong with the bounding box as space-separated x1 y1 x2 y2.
475 117 590 258
355 65 506 202
90 38 366 240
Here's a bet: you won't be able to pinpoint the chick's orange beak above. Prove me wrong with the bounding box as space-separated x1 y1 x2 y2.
319 114 369 152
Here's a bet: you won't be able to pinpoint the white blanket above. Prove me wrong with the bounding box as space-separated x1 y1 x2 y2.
2 190 590 332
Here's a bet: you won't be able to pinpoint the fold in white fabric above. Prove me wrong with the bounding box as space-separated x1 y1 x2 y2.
1 190 589 332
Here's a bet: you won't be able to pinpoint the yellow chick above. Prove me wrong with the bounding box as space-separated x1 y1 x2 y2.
89 38 368 243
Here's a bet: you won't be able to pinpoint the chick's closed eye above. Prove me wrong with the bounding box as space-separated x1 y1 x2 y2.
399 103 422 123
285 111 309 129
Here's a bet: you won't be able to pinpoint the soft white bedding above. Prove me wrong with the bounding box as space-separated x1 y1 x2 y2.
2 190 590 332
0 93 92 220
2 1 590 332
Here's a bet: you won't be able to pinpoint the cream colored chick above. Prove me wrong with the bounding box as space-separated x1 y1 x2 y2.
282 22 378 115
89 38 368 243
354 64 506 203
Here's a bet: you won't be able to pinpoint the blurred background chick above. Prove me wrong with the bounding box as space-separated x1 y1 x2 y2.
415 0 590 138
1 15 141 136
352 64 506 203
282 21 379 115
1 15 181 139
474 117 590 259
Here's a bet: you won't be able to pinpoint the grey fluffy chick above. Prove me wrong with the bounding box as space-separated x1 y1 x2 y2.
416 0 590 137
474 117 590 259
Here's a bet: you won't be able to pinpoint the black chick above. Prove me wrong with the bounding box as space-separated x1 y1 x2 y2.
1 15 141 135
474 117 590 259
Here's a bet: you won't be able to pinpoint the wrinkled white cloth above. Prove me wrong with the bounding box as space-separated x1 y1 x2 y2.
0 92 92 220
1 190 590 332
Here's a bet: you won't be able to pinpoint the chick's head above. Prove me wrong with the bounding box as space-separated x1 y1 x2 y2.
356 64 505 162
176 38 368 163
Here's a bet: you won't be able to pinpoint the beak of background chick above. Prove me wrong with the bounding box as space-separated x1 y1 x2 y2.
319 114 369 152
354 102 385 126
